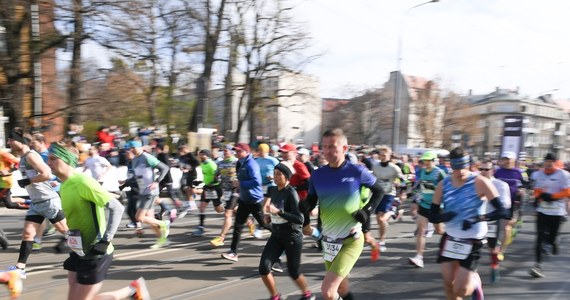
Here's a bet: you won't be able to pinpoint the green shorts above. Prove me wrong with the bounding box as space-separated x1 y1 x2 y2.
323 235 364 278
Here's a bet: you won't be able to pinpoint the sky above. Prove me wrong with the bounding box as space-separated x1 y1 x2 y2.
76 0 570 101
290 0 570 100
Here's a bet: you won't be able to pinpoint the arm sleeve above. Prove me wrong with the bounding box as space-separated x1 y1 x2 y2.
482 197 507 221
362 181 384 213
102 198 125 241
552 188 570 199
153 161 170 183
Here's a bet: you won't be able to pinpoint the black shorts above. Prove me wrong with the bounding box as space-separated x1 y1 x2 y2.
63 252 114 285
201 187 222 206
437 233 483 271
418 205 430 218
224 193 239 210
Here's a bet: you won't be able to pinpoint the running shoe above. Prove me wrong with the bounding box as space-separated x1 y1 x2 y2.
299 292 316 300
271 261 284 273
530 263 544 278
209 236 225 247
177 209 188 219
253 229 264 239
160 221 170 239
169 209 177 223
150 238 170 249
126 222 137 229
490 268 500 284
0 230 8 250
248 222 256 237
6 269 23 299
269 294 282 300
408 255 424 268
379 241 387 252
54 237 70 254
130 276 151 300
193 226 205 237
32 242 42 251
221 252 238 262
7 266 26 280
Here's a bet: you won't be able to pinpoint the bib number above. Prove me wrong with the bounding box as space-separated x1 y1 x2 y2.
67 230 86 256
322 239 343 262
205 190 218 200
486 221 498 238
222 191 232 201
441 236 473 260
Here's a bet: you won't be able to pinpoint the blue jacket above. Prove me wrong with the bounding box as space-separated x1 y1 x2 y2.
236 154 264 203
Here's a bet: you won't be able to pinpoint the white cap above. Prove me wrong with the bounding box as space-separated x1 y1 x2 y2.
501 151 516 159
297 148 310 156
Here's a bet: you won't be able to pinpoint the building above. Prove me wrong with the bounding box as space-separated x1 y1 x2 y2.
179 70 322 146
448 88 570 161
321 71 444 151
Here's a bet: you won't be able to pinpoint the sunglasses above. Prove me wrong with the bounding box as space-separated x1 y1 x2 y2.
479 168 492 171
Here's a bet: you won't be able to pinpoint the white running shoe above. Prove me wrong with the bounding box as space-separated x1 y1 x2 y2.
409 255 424 268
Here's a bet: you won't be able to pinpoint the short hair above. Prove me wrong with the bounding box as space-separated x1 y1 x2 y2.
378 145 392 154
449 147 466 160
481 159 493 165
32 133 46 143
322 128 347 145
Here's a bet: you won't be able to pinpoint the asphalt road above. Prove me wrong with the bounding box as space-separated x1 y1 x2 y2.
0 204 568 300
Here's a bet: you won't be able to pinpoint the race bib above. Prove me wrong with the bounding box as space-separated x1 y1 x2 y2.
222 191 232 201
271 214 287 224
205 190 218 200
67 230 85 256
441 236 473 260
262 185 269 194
486 221 498 239
322 237 343 262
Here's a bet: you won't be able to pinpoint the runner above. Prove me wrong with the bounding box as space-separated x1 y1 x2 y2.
128 140 171 249
494 151 525 257
82 145 112 185
299 128 384 300
529 152 569 278
7 128 68 278
371 145 404 252
259 162 315 300
221 143 271 262
46 140 150 300
193 149 222 236
255 143 279 239
478 159 511 284
408 151 446 268
209 146 239 247
429 147 507 299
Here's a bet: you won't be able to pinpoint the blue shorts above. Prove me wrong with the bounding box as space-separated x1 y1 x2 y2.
375 194 395 214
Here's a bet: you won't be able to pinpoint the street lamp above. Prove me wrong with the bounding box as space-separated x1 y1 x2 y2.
392 0 439 152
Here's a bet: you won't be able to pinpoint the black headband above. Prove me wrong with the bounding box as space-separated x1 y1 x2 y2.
9 129 29 145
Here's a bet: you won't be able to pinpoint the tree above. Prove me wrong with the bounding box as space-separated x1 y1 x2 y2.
413 80 443 148
228 0 316 142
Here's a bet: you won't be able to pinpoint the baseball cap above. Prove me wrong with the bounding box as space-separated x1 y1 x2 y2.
279 143 297 153
297 148 310 156
500 151 516 159
233 143 251 152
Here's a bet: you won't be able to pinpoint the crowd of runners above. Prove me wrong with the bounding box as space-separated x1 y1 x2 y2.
0 126 568 300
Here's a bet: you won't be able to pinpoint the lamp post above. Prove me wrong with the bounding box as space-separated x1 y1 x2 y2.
392 0 439 152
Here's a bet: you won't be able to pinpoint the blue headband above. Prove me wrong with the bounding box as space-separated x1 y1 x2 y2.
450 155 470 170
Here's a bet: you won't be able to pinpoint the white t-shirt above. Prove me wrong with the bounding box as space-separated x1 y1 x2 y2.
84 155 111 181
533 169 570 216
371 162 403 196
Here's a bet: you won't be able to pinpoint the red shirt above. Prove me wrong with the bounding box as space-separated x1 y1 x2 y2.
289 160 311 200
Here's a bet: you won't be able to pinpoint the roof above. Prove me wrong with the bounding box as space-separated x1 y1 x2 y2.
322 98 350 112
